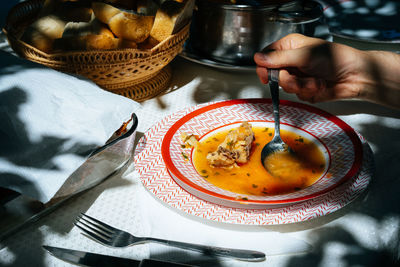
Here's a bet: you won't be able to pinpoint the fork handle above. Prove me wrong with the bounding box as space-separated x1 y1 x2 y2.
142 237 266 261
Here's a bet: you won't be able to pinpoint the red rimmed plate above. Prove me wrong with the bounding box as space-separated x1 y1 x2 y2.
134 99 372 225
160 99 363 208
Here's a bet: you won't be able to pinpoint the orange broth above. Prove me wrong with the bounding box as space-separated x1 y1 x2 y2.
192 126 326 195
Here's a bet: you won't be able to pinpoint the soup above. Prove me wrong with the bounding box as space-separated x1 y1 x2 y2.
192 126 326 195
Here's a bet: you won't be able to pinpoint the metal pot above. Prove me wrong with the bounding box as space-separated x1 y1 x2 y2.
187 0 324 66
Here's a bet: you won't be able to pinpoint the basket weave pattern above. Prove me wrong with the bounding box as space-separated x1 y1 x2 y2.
4 0 190 101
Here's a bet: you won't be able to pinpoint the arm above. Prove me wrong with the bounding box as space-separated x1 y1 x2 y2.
254 33 400 109
361 50 400 108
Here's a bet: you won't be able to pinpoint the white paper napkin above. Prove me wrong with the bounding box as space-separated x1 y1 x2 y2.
0 50 141 203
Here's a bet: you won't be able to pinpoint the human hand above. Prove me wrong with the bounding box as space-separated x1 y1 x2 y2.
254 33 369 103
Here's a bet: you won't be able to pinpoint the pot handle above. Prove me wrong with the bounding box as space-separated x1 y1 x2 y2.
274 0 323 23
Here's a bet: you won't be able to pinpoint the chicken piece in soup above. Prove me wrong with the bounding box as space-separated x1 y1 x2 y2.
206 122 255 168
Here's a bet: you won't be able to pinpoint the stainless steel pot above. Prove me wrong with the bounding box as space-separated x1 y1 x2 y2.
187 0 324 65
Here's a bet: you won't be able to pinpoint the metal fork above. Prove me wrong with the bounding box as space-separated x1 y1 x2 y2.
75 213 266 262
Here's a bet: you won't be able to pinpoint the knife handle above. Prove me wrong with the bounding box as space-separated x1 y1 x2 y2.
144 237 266 262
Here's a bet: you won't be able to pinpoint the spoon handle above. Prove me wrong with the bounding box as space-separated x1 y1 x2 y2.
268 68 279 83
268 69 281 139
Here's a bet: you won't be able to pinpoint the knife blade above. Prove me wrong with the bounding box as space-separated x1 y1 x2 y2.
43 245 196 267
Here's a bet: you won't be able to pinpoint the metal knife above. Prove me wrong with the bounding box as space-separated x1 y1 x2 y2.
43 245 196 267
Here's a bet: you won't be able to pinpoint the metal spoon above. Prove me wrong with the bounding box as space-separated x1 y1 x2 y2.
261 69 293 173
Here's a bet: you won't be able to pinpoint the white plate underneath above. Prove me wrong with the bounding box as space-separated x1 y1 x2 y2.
134 100 373 225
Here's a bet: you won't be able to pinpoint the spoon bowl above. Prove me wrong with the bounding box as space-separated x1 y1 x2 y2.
261 69 294 175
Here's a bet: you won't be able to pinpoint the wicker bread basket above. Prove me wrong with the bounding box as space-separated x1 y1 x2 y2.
3 0 190 101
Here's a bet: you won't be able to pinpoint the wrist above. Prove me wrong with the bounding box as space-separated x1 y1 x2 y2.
359 50 400 108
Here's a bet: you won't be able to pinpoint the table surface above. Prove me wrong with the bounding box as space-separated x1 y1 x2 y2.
1 31 400 266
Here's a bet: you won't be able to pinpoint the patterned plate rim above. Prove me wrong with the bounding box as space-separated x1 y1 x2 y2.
161 99 363 205
134 99 373 225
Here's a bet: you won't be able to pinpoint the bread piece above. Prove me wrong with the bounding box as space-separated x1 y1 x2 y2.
105 0 137 10
92 1 154 43
83 34 119 50
21 15 66 53
137 36 159 49
149 0 194 43
20 0 93 53
54 19 138 51
54 19 115 51
108 12 154 43
137 0 159 15
54 33 118 51
42 0 93 22
61 19 111 38
54 35 138 51
117 39 138 49
92 2 121 24
60 6 93 22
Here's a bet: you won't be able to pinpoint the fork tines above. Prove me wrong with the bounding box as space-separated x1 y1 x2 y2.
74 213 115 245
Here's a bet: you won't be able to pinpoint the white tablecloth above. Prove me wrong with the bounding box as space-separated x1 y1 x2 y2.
1 37 400 266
